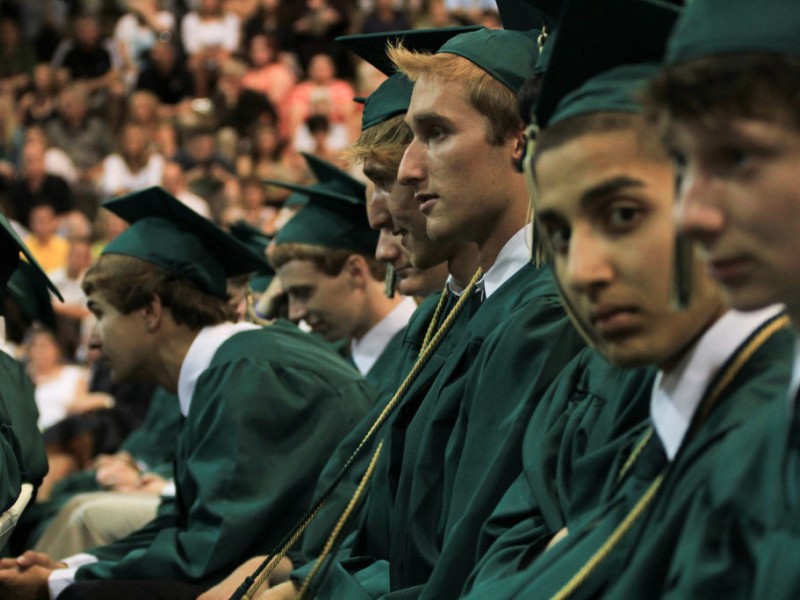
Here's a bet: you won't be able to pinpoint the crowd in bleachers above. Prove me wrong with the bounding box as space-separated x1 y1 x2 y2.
0 0 500 488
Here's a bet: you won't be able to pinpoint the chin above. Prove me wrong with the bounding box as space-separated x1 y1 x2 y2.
721 286 780 314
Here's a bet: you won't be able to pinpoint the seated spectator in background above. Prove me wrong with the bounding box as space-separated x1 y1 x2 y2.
5 139 75 229
97 122 164 198
241 33 297 130
360 0 412 34
112 0 175 90
160 161 212 218
0 93 19 176
90 209 128 258
24 205 69 275
26 387 181 559
288 0 351 76
236 123 303 203
51 13 124 107
22 126 78 186
0 14 36 96
444 0 499 24
181 0 241 98
49 238 94 362
242 0 293 50
135 40 194 118
17 63 60 128
293 95 350 164
174 127 236 207
214 59 278 163
124 90 162 143
45 84 114 189
236 176 280 233
24 327 89 500
285 52 355 141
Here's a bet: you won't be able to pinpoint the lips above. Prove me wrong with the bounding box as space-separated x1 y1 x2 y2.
707 256 751 284
415 193 439 214
588 305 640 338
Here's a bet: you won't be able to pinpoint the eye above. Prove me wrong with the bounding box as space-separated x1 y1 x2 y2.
542 222 571 255
604 203 644 232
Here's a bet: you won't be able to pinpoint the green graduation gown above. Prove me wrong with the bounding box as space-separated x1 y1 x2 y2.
463 312 794 600
313 262 585 599
0 351 46 507
73 320 373 587
463 347 655 595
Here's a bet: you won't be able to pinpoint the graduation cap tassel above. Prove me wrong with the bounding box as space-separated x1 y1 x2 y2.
230 268 485 600
384 263 397 299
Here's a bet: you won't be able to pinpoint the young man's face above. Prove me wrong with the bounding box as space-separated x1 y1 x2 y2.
364 156 449 296
535 127 723 369
665 116 800 318
399 75 520 247
276 258 363 342
87 291 151 384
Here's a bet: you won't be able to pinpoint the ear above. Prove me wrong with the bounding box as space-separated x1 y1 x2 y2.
511 126 526 165
343 254 369 288
141 294 165 334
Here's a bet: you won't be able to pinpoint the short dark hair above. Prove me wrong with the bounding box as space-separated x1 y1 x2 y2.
644 52 800 131
82 254 236 329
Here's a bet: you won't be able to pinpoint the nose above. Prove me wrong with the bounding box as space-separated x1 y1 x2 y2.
287 298 306 323
398 137 426 189
675 167 726 242
562 226 614 294
376 229 401 264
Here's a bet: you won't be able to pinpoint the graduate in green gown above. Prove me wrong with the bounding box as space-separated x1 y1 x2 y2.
267 153 417 397
0 187 375 599
0 215 62 511
463 0 795 598
264 27 585 600
636 0 800 597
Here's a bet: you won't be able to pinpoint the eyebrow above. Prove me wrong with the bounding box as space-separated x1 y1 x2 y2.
579 175 646 209
408 111 454 130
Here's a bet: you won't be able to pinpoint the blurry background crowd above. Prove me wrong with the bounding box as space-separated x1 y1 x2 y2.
0 0 502 473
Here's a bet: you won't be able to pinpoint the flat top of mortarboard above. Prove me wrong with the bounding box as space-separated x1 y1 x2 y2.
436 28 541 94
6 260 57 331
336 26 482 76
534 0 681 128
101 187 271 299
666 0 800 66
0 213 62 301
496 0 562 31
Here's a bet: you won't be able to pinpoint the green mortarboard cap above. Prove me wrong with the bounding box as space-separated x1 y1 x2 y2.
101 187 271 299
0 213 62 301
6 261 57 331
337 27 482 130
360 73 415 130
534 0 680 127
284 191 309 209
228 220 276 294
336 26 482 76
437 28 541 94
496 0 562 31
666 0 800 65
270 156 377 256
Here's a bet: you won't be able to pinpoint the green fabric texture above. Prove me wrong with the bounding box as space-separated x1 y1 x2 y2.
666 0 800 66
0 212 61 301
438 28 541 93
102 187 270 299
359 74 414 131
5 261 57 331
308 264 585 599
78 320 374 586
464 347 654 594
534 0 680 127
549 63 661 125
463 315 794 600
271 155 377 256
228 221 275 294
495 0 560 31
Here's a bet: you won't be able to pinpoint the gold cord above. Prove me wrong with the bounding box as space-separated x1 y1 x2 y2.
297 441 384 600
550 312 790 600
239 268 484 598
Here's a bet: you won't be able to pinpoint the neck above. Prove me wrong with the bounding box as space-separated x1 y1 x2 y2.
353 286 403 341
153 326 199 393
476 190 528 272
447 242 481 288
